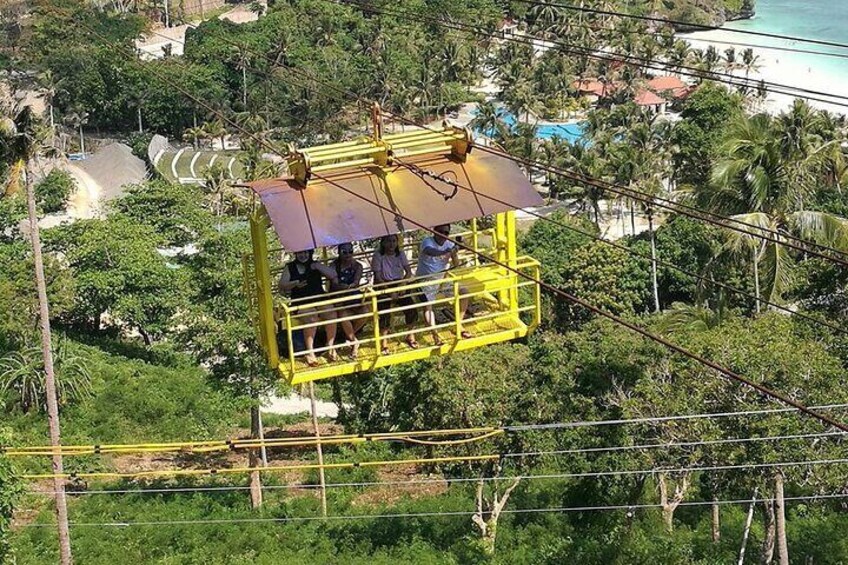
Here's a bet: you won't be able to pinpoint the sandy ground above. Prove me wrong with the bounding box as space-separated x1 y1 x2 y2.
262 392 339 418
136 4 261 60
682 29 848 115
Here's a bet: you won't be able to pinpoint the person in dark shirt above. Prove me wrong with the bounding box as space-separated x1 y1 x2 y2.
279 249 340 366
328 243 364 358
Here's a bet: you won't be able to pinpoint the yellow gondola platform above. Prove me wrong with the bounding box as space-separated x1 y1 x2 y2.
241 106 543 384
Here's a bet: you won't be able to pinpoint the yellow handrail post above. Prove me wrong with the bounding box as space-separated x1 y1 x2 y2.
471 218 479 266
453 280 461 342
370 290 381 358
249 211 279 368
284 307 296 376
532 264 542 330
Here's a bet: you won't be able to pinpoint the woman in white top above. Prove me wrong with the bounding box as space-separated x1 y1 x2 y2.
416 224 471 345
371 234 419 353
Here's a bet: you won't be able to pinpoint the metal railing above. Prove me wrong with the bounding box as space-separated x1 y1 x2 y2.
273 257 541 375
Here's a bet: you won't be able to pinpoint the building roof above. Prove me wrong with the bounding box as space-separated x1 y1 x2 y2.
571 79 618 97
243 151 543 252
647 75 687 92
634 89 666 107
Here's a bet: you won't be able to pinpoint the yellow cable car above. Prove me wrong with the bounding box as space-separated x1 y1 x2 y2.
241 106 543 385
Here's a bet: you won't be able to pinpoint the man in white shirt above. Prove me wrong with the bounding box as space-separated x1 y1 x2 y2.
416 224 471 345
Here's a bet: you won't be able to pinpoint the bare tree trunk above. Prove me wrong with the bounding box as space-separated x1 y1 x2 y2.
242 66 248 108
472 477 521 556
26 161 73 565
711 497 720 543
308 381 327 517
137 106 143 133
249 405 263 509
629 200 636 235
738 489 758 565
648 207 660 313
658 473 690 533
752 245 761 314
762 499 776 564
775 474 789 565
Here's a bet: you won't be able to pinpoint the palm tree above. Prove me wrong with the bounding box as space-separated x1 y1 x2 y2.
229 44 253 109
2 105 73 564
202 119 228 151
63 109 89 156
182 125 207 149
741 48 762 80
704 110 848 305
0 341 92 414
39 70 64 145
469 100 507 141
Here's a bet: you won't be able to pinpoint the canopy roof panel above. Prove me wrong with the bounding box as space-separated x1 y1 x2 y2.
244 150 542 251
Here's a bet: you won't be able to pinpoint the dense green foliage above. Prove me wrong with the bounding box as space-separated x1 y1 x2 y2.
4 0 848 563
34 169 74 213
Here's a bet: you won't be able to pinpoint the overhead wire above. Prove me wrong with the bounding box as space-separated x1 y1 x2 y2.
25 429 848 496
13 403 848 459
4 429 503 458
319 0 848 264
19 493 848 528
144 22 848 269
507 0 848 53
388 154 848 337
74 16 848 435
335 0 848 109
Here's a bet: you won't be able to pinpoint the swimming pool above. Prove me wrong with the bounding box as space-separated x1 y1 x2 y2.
476 109 588 143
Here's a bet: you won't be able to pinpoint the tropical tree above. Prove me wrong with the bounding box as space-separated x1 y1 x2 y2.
704 109 848 304
1 104 73 563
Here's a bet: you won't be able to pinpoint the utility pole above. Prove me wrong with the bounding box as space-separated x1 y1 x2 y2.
308 382 328 517
25 159 73 565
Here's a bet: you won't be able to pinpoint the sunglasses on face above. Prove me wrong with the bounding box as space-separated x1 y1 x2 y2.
340 248 353 254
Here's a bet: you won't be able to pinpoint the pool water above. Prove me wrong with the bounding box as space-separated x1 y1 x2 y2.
476 109 588 143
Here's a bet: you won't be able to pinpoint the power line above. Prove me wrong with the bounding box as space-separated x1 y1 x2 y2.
15 403 848 460
19 493 848 528
509 0 848 53
75 17 848 435
337 0 848 110
390 155 848 336
28 430 848 497
144 22 848 267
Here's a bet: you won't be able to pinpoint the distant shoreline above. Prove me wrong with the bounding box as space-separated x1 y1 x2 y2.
679 26 848 117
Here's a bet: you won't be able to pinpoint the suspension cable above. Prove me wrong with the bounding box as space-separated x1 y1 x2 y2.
74 19 848 435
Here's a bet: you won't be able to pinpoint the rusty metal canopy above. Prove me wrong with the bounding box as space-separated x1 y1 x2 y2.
244 150 542 251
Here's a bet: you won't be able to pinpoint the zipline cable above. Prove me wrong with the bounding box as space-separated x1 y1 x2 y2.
390 156 848 337
19 493 848 528
24 456 848 488
508 0 848 53
12 403 848 458
75 19 848 436
144 21 848 266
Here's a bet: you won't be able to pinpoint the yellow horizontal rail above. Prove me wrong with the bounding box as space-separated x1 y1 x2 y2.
5 429 502 458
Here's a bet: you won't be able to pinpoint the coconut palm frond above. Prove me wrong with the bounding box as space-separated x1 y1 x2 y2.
722 212 773 253
760 240 795 305
788 210 848 251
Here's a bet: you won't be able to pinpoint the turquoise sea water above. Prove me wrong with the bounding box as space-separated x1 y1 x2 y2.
724 0 848 80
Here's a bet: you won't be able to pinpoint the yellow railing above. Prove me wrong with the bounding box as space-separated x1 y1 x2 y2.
270 256 541 381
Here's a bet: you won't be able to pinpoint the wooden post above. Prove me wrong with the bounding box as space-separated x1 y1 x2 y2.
308 382 328 517
25 161 73 565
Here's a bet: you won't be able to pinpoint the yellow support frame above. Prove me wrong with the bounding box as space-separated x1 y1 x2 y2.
243 184 541 385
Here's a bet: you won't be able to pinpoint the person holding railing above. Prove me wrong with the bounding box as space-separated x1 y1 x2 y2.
371 234 419 354
328 243 364 358
416 224 471 345
278 249 340 366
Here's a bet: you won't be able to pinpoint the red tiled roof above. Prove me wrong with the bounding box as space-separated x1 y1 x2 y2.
572 79 619 97
647 75 686 92
634 89 665 106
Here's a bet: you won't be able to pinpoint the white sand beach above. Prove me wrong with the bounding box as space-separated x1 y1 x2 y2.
682 28 848 116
